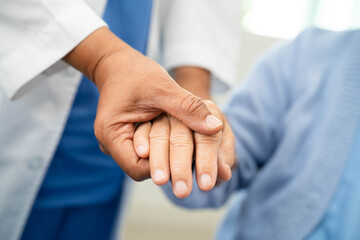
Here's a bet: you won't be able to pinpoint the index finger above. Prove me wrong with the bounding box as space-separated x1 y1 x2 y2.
104 122 150 181
194 130 221 191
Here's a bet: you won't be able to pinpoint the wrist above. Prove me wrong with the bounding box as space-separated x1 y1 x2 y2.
174 66 211 99
63 27 129 86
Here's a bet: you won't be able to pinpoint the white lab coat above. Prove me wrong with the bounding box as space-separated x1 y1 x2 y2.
0 0 240 239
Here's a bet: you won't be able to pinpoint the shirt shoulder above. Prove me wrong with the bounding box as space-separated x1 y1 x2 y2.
260 28 359 99
297 28 358 57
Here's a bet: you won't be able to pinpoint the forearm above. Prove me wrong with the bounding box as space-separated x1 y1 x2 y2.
64 27 212 99
63 27 131 89
173 66 211 100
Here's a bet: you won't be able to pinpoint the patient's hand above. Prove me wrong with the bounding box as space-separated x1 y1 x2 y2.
133 100 236 198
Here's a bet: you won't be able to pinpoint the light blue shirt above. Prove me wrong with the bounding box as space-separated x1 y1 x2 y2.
164 28 360 240
307 125 360 240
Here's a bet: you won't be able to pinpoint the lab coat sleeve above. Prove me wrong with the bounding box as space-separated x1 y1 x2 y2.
162 40 296 209
0 0 106 99
159 0 241 93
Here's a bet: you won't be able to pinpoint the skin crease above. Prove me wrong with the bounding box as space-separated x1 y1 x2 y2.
63 27 225 182
133 66 236 198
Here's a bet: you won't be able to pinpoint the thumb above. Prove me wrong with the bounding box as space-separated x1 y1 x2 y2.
156 84 223 135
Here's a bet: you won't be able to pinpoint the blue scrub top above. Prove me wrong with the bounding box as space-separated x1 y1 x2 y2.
306 123 360 239
33 0 153 208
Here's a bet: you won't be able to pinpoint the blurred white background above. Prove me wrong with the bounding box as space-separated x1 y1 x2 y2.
122 1 359 239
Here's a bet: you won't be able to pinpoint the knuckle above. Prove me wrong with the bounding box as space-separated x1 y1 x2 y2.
203 99 216 108
196 135 219 145
149 132 169 142
195 131 221 145
219 146 235 166
170 134 193 148
136 122 150 133
180 94 207 115
171 142 193 149
222 132 235 148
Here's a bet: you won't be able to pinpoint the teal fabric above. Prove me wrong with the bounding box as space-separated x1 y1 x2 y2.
21 195 120 240
306 124 360 240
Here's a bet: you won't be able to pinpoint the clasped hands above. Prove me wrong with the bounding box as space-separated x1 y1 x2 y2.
64 27 236 198
133 101 235 198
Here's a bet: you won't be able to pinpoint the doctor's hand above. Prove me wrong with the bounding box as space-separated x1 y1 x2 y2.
63 27 223 181
133 100 236 198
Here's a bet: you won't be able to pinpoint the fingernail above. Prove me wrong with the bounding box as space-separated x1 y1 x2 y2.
225 164 232 176
153 169 165 182
174 181 188 195
137 145 146 155
206 115 222 129
200 173 212 187
225 164 231 172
